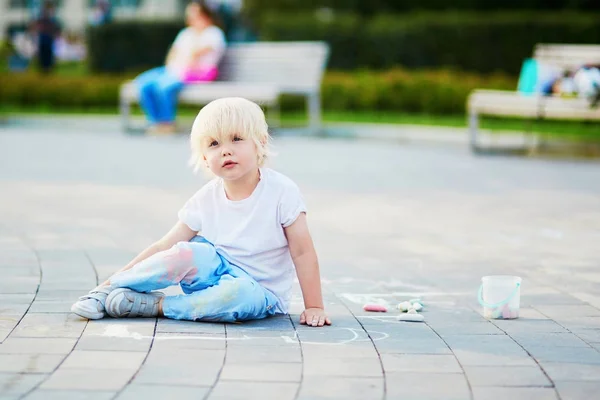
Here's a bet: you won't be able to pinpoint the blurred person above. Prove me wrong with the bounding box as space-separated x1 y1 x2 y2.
9 23 37 71
89 0 112 26
71 98 332 328
36 0 61 73
136 0 226 134
54 32 86 62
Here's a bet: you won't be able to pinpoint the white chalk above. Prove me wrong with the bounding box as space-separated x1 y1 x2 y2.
397 313 425 322
412 302 423 311
398 301 412 312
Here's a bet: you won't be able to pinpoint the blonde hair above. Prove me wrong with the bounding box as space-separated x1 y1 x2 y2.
189 97 271 172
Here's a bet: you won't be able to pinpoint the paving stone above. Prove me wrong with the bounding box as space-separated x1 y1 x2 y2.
209 381 297 400
133 363 221 386
572 330 600 342
303 357 382 378
0 304 30 316
492 319 568 334
541 362 600 381
23 389 116 400
555 317 600 331
0 338 76 354
152 332 226 351
74 335 152 352
0 354 64 373
11 313 86 338
225 346 302 364
472 387 558 400
60 350 146 370
296 377 383 400
534 305 600 318
117 384 209 400
220 362 301 382
430 321 504 336
301 344 379 361
381 354 462 373
464 365 551 387
375 338 452 355
0 294 35 305
386 372 470 400
526 346 600 364
156 319 225 334
0 372 48 398
511 332 590 348
554 381 600 400
40 368 134 391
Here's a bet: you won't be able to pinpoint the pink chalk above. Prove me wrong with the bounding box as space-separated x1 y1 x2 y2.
363 304 387 312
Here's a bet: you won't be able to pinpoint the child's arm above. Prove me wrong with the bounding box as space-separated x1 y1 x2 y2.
285 213 331 327
102 221 197 286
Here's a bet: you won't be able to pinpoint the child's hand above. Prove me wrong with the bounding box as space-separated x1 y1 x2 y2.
300 308 331 327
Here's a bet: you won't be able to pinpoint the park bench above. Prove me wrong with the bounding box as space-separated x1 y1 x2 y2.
119 41 330 132
467 44 600 150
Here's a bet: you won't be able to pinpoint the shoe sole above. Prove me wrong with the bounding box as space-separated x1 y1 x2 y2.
70 303 105 320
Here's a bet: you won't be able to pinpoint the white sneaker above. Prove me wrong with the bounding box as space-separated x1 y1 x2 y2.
70 285 112 320
105 288 164 318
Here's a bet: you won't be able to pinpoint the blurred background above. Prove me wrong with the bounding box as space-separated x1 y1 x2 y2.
1 0 599 138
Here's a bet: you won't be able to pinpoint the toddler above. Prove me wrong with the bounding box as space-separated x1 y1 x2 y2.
71 97 331 327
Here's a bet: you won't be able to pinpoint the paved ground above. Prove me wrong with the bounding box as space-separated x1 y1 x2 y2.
1 117 600 400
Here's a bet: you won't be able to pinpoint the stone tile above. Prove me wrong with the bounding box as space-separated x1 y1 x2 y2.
28 300 75 313
511 333 590 348
41 368 135 391
156 319 225 334
23 389 116 400
452 349 537 367
301 344 379 360
492 320 568 334
0 294 36 304
375 338 452 355
209 381 298 400
297 377 383 400
386 372 470 400
74 336 152 352
60 350 146 370
133 363 220 386
0 328 12 343
0 338 76 354
303 357 382 378
226 316 294 331
11 313 87 338
429 321 504 336
557 317 600 331
220 362 301 382
464 366 551 387
472 387 558 400
225 346 302 364
526 346 600 364
0 354 64 373
0 372 48 397
554 381 600 400
534 305 600 318
144 347 224 368
517 308 551 320
573 330 600 342
0 303 30 315
151 333 226 351
117 384 210 400
541 362 600 381
381 354 462 373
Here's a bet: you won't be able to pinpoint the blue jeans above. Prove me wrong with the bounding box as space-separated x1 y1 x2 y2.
135 67 184 124
110 237 279 322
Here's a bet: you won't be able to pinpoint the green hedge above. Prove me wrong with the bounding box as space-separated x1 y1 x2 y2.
87 22 183 73
243 0 600 19
0 69 516 115
258 11 600 74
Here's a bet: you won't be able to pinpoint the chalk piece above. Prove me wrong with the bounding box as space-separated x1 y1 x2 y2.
398 313 425 322
412 302 423 311
363 304 387 312
398 301 412 312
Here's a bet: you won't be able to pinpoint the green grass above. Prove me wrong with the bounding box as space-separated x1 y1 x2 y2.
3 106 599 141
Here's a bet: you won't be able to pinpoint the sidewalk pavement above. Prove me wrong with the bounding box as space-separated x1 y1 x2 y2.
1 118 600 399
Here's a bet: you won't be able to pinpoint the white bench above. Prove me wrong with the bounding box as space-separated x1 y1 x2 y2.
120 41 330 132
467 44 600 150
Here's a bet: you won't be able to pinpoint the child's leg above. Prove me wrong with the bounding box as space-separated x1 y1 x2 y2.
135 67 165 124
163 273 278 322
109 239 228 294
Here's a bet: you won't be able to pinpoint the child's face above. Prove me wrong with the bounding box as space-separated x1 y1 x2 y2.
203 132 260 180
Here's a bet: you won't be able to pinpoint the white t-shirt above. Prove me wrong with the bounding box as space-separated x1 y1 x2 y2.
177 168 307 313
166 26 226 77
